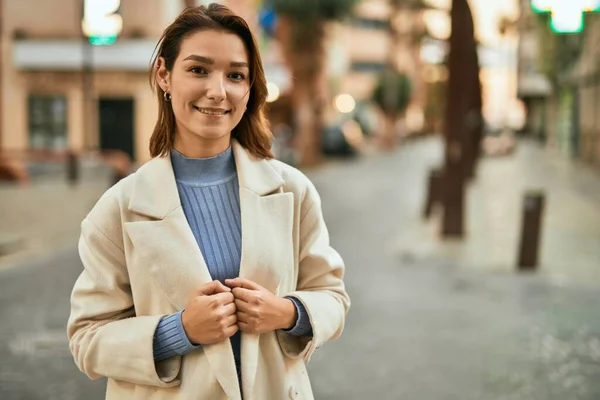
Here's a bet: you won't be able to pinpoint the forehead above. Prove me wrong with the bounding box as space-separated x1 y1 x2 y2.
178 29 249 64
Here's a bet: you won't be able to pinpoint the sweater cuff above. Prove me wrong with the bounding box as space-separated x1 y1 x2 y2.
153 310 200 361
281 296 313 336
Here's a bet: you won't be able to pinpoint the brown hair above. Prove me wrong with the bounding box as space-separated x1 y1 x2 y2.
148 4 274 159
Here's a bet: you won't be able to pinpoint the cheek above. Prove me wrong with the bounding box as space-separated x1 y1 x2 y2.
229 85 250 108
179 87 198 105
171 98 191 121
172 76 199 106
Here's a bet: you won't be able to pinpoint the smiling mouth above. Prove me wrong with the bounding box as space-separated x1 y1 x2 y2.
193 106 231 116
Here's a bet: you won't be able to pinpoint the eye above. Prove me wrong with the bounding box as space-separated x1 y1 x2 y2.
229 72 246 81
189 66 207 75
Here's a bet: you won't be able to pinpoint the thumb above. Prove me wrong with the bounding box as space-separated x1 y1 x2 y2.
225 278 260 290
198 280 231 295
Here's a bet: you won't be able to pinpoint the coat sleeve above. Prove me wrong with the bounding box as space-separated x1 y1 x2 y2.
276 180 350 363
67 217 181 387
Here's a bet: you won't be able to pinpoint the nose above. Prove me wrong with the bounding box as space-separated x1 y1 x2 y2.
206 74 226 102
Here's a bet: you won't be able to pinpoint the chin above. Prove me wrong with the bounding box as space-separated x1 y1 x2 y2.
193 129 231 141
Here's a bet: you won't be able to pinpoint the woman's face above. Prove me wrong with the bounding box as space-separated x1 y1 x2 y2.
157 29 251 156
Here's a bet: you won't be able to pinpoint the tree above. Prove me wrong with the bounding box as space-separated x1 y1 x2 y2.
441 0 480 237
380 0 429 147
272 0 359 166
372 72 412 135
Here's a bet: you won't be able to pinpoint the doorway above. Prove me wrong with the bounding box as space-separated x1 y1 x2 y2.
99 98 135 161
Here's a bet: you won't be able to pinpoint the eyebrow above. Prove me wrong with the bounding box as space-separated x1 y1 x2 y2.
182 54 249 68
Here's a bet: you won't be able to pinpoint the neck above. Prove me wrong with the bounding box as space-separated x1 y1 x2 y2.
173 133 231 158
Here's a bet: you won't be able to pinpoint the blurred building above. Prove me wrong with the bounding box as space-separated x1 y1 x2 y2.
516 0 552 140
2 0 173 163
0 0 261 165
336 0 429 134
337 0 389 100
574 16 600 168
517 1 600 170
335 0 526 137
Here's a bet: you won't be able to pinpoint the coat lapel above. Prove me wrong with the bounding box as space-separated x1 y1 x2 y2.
232 141 294 398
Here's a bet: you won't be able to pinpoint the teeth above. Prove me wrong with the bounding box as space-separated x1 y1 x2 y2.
197 108 227 115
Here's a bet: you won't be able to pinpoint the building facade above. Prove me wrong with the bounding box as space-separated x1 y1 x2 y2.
571 16 600 168
337 0 429 134
1 0 260 165
517 0 600 169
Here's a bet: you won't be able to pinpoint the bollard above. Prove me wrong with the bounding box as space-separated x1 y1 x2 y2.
422 168 444 219
517 190 545 271
112 167 128 186
66 150 79 185
103 150 132 187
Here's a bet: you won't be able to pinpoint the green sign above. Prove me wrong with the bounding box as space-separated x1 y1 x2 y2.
531 0 600 33
88 35 118 46
82 0 122 45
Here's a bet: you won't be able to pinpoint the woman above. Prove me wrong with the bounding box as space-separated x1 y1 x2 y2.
67 4 350 400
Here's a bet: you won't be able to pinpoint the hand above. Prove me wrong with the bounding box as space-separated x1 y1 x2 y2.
181 280 238 345
225 278 297 334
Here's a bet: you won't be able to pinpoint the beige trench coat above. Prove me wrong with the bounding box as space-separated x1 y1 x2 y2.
67 140 350 400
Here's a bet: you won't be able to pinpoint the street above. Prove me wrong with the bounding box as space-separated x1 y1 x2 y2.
1 137 600 399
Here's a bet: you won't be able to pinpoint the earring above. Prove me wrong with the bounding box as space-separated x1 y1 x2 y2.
163 91 171 102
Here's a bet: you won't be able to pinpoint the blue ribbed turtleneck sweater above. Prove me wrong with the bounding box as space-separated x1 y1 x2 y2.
152 145 312 384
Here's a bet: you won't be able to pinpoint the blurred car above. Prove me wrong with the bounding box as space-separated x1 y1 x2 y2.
322 119 367 157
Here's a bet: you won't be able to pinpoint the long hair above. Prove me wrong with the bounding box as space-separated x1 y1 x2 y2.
148 4 274 159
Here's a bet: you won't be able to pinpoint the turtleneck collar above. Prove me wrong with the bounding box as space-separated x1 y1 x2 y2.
170 146 236 186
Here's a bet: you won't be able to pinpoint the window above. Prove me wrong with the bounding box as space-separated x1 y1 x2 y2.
28 95 68 150
350 61 386 73
351 17 389 30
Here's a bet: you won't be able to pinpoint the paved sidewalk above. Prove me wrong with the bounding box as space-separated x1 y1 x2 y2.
392 137 600 288
306 137 600 399
0 168 112 269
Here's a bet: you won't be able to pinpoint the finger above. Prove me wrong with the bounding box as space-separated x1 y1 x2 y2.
231 287 254 302
234 299 251 313
214 292 235 305
237 321 252 333
222 313 238 327
225 278 260 290
224 278 241 288
224 323 239 337
221 302 237 316
212 280 232 294
199 280 230 295
236 311 251 324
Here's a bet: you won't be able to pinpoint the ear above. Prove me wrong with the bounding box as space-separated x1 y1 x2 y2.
155 56 171 93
